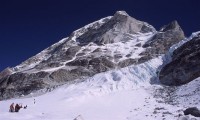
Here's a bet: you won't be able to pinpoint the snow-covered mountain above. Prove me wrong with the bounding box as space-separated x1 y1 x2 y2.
0 11 185 100
0 11 200 120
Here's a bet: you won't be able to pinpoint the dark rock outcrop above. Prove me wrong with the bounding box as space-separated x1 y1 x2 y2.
184 107 200 117
159 33 200 85
118 59 138 68
0 71 49 100
142 20 185 59
49 69 87 82
66 56 116 74
0 67 13 80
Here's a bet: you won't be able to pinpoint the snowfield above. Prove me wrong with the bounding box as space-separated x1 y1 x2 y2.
1 56 199 120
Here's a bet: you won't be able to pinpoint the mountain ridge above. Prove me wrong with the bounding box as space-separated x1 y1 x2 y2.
0 11 188 100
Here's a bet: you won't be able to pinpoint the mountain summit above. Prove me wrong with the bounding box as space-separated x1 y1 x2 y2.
0 11 185 100
114 11 129 16
160 20 182 32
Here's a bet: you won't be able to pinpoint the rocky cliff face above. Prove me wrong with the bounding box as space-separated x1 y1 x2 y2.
0 67 13 80
142 20 185 59
159 32 200 85
0 11 185 100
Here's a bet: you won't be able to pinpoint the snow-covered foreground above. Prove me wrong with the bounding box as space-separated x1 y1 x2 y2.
0 87 157 120
0 85 179 120
0 57 199 120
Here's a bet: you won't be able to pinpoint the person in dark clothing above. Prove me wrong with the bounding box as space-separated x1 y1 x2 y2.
15 104 22 112
9 103 15 112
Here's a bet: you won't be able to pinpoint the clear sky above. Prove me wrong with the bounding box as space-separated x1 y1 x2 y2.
0 0 200 71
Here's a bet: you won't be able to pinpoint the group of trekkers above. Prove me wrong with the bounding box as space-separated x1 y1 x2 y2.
9 103 27 113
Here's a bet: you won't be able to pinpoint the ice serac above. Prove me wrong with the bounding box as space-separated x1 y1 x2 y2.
0 11 185 100
159 32 200 85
